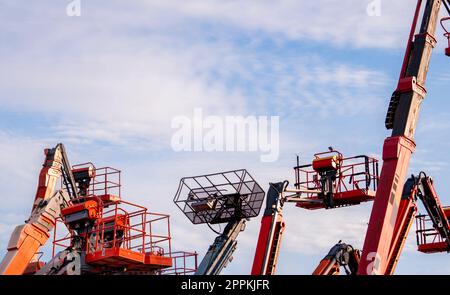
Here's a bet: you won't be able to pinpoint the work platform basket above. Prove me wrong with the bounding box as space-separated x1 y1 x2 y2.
53 166 173 274
416 210 450 254
441 17 450 56
294 151 379 209
174 169 265 224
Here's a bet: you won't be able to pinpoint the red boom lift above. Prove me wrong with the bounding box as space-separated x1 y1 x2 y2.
319 172 450 275
252 0 449 275
357 0 450 275
251 149 379 275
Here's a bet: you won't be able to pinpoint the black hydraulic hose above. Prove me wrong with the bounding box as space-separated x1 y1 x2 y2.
206 222 222 235
417 171 428 184
444 0 450 15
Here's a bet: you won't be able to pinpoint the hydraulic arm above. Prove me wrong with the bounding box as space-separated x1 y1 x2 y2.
358 0 444 275
251 182 286 275
195 219 246 275
252 149 379 275
313 242 360 275
0 143 76 275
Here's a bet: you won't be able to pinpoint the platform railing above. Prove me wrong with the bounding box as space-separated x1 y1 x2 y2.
159 251 198 275
294 155 379 198
51 198 172 260
415 214 445 247
89 167 121 198
85 202 172 258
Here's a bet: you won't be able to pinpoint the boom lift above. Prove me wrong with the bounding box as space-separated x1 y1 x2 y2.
46 164 174 275
358 0 450 275
312 242 360 275
413 174 450 254
174 169 265 275
322 173 450 275
250 182 287 275
1 144 197 275
251 149 379 275
0 143 76 275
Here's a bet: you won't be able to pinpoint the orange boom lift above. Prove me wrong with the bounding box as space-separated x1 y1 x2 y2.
0 143 197 275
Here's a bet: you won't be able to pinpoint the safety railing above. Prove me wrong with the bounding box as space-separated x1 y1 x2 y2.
294 154 379 198
441 17 450 56
89 166 121 198
174 169 265 225
86 200 172 258
51 217 74 258
62 164 122 201
158 251 198 275
415 213 447 250
52 198 172 262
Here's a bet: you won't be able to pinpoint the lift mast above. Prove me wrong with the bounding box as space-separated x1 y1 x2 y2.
0 143 76 275
358 0 446 275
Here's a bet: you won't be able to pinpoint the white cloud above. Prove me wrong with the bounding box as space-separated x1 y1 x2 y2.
0 0 448 275
144 0 416 49
0 132 53 210
0 26 389 147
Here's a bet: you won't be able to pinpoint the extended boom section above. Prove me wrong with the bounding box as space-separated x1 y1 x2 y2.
359 0 444 275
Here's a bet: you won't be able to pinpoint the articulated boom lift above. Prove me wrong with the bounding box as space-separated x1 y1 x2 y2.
358 0 450 275
0 144 74 275
414 174 450 254
1 144 196 275
313 242 360 275
174 169 265 275
323 173 450 275
251 149 379 275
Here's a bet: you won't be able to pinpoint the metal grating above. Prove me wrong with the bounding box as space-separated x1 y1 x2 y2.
174 169 265 224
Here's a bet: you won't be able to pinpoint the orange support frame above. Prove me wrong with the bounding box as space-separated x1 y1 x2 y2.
53 197 173 273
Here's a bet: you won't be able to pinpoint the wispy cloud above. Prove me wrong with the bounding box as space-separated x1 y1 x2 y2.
0 0 448 275
0 15 389 146
145 0 416 49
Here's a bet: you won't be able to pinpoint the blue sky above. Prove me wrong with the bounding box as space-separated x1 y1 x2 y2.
0 0 449 274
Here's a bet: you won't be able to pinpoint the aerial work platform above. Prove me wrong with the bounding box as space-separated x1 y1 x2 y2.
174 169 265 225
293 149 379 209
52 165 173 274
416 212 450 253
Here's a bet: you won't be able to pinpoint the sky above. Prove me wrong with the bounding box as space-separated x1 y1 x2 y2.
0 0 449 275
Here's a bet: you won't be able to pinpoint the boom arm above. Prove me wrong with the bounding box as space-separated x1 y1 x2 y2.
195 219 246 275
384 178 418 274
0 191 70 275
251 182 286 275
358 0 443 275
0 143 76 275
313 242 360 275
33 143 78 210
